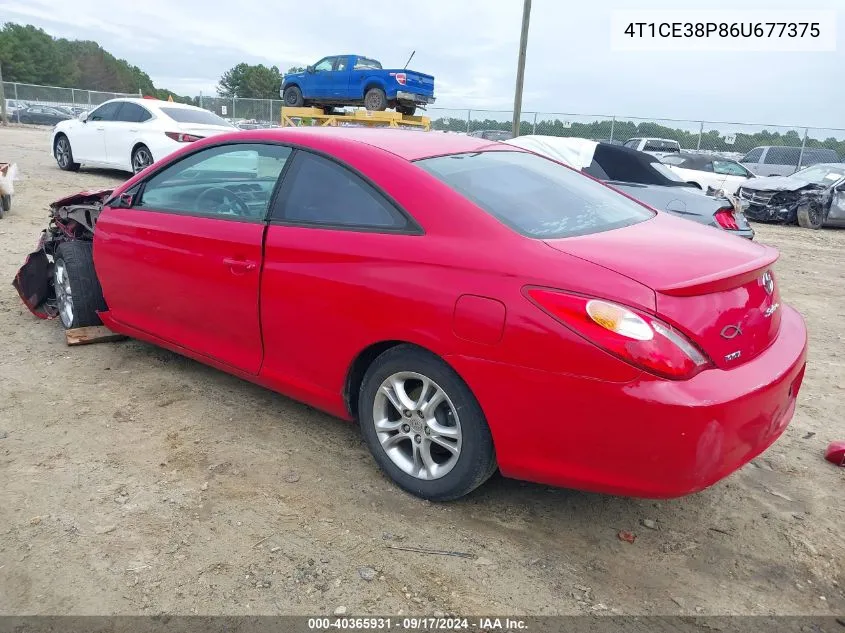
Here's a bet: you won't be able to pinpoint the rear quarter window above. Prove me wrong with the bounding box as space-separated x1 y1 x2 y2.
417 151 654 239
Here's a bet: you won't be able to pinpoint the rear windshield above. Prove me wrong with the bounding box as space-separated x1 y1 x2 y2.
160 107 234 127
417 151 654 239
642 140 680 152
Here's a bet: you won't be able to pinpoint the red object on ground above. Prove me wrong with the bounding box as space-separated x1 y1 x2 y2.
825 441 845 466
618 530 637 544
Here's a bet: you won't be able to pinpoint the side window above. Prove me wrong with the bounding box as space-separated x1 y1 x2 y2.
314 57 335 72
335 57 348 72
117 103 152 123
88 102 122 121
713 160 749 176
137 143 292 221
272 152 411 231
742 148 763 163
764 147 799 165
624 139 639 149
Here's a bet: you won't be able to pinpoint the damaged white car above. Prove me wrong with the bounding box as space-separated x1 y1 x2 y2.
736 163 845 229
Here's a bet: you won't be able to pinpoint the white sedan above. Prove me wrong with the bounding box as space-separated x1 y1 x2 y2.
51 98 236 174
661 152 756 196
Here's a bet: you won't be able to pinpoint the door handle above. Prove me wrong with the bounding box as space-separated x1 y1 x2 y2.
129 129 138 132
223 258 257 274
96 127 105 131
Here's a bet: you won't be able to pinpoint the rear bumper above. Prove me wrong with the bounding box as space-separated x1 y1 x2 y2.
396 91 435 105
445 304 808 498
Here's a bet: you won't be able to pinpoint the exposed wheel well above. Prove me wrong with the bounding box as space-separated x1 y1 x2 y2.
284 83 301 92
363 83 384 96
345 341 454 419
687 181 702 189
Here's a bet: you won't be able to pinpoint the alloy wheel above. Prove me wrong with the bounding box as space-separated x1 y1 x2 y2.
373 371 462 480
133 148 153 173
54 259 74 328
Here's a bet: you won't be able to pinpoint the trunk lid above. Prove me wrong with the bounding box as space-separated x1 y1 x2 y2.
175 123 234 138
544 213 781 369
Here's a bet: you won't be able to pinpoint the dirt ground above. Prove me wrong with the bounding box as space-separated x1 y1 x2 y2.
0 125 843 617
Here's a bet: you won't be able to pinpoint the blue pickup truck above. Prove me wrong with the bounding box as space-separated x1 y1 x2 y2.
281 55 435 116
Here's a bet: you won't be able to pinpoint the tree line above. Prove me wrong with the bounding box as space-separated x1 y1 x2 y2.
433 117 844 157
0 23 195 103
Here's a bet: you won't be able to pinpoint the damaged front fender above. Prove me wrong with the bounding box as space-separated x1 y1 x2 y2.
11 189 112 319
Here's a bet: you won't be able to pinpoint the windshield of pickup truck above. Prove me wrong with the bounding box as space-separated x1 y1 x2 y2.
354 57 382 70
417 151 654 239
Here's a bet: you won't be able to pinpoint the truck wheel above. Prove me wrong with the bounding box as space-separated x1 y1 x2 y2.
284 86 304 107
364 88 388 111
53 241 108 329
797 202 824 229
397 104 416 116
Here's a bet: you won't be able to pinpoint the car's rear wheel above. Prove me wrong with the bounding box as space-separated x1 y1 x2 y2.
131 145 154 174
358 345 497 501
54 135 80 172
284 86 304 107
53 241 107 329
364 88 388 111
797 201 824 229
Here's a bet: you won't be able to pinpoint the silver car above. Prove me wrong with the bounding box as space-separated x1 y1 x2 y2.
740 146 840 177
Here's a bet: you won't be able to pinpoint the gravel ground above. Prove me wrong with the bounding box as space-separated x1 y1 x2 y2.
0 126 843 617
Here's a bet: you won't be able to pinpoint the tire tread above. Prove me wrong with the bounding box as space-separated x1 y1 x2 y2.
55 241 107 328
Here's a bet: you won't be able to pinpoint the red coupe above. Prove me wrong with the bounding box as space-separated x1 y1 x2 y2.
15 128 808 501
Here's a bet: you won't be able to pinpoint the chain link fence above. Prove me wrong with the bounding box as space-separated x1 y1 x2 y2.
2 81 139 123
3 82 845 170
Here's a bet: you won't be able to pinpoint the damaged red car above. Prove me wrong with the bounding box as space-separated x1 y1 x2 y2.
14 128 808 501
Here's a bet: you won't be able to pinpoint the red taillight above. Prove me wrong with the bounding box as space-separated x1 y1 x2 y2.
714 207 740 230
395 72 407 86
165 132 203 143
525 288 712 380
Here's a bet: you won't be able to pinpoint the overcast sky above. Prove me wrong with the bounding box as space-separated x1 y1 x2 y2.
1 0 842 128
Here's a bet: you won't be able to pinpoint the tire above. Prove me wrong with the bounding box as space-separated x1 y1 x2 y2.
131 145 154 174
283 86 304 107
797 202 824 229
358 345 497 501
397 104 416 117
364 88 388 111
53 241 107 329
54 134 80 172
0 194 9 219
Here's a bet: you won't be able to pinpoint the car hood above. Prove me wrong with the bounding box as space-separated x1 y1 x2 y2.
50 189 113 208
739 175 823 192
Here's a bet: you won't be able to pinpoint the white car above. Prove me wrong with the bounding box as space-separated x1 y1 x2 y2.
661 152 756 196
623 137 681 158
51 98 236 174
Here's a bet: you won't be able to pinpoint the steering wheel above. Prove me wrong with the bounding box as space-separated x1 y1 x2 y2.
194 187 251 216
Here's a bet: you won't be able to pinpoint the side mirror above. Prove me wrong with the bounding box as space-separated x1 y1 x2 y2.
306 65 315 73
80 112 89 122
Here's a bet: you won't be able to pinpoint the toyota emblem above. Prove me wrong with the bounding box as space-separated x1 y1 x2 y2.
720 324 743 339
761 271 774 295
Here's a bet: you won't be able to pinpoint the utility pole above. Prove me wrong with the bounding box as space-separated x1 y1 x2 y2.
0 63 8 126
512 0 532 138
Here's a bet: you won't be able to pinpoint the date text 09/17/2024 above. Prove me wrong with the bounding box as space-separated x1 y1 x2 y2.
307 617 527 631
